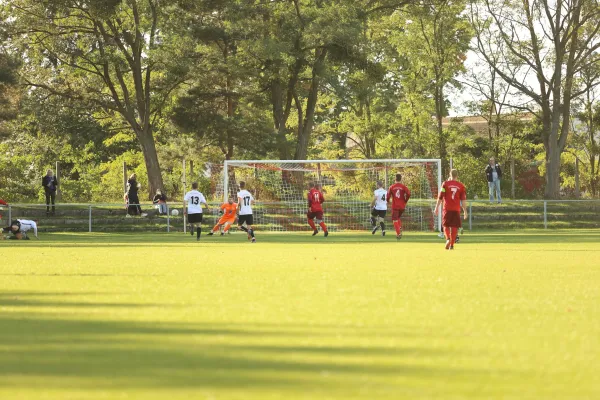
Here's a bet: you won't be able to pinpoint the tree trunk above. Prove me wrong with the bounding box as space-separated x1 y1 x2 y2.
435 84 447 174
271 79 289 159
294 48 327 160
544 141 561 199
136 127 164 199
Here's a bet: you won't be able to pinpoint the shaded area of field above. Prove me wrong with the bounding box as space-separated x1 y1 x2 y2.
1 231 599 399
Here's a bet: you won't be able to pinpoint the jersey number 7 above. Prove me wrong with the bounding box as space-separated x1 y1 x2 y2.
450 187 458 199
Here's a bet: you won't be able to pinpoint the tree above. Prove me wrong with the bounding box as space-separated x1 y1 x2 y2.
170 0 272 161
471 0 600 198
388 0 472 172
0 19 20 135
235 0 408 161
572 61 600 196
6 0 193 197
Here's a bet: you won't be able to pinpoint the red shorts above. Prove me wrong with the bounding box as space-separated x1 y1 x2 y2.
443 211 462 228
391 208 405 220
307 211 324 220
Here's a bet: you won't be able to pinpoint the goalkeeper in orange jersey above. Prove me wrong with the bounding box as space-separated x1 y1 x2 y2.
207 198 237 236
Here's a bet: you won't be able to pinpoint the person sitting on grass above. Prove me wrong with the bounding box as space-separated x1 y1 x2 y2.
153 189 168 215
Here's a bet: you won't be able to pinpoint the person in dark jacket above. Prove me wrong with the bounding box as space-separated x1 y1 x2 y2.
125 173 147 217
485 157 502 203
153 189 168 214
42 169 59 216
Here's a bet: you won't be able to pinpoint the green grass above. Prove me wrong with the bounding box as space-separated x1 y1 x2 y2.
1 230 599 400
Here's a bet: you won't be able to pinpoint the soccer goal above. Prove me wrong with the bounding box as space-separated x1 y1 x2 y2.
216 159 442 232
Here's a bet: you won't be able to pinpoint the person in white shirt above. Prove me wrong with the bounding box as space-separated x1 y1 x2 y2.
183 182 208 241
2 219 38 240
370 180 388 236
237 181 256 243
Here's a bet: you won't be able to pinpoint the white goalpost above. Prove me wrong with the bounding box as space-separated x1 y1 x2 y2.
216 159 442 233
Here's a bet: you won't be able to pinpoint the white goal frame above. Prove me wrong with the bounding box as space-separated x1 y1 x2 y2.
222 159 442 232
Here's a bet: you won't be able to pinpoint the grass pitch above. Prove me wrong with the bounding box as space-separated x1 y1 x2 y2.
1 230 599 400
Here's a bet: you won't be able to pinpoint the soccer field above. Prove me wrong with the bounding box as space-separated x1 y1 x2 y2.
1 230 599 400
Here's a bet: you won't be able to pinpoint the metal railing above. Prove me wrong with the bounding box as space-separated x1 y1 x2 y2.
0 203 186 233
2 199 599 233
465 199 600 230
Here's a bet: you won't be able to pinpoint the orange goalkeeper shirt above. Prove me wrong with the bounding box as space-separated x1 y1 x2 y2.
220 203 237 219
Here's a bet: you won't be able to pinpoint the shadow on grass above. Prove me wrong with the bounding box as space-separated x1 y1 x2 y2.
2 230 600 247
0 292 173 308
0 292 496 392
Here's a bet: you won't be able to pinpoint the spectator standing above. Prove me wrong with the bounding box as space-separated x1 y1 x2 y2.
153 189 168 215
485 157 502 204
126 173 147 217
42 169 59 216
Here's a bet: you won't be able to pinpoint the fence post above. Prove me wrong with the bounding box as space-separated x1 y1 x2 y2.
122 161 128 195
182 158 187 235
166 204 170 233
469 201 472 231
7 204 11 223
543 201 547 229
511 159 515 199
88 205 92 233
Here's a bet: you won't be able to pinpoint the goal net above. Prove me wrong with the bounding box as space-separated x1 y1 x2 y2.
212 159 441 232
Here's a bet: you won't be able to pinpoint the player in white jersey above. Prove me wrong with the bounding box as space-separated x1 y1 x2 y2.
370 180 387 236
237 181 256 243
183 182 208 241
2 219 38 240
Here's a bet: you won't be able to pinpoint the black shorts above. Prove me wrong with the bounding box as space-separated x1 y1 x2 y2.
371 209 386 218
238 214 254 226
188 213 203 224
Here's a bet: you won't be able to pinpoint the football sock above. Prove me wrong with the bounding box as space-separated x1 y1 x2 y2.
223 224 231 233
444 226 451 241
240 226 248 232
307 218 317 230
249 228 255 238
370 217 376 227
211 224 219 233
393 220 401 235
380 222 385 232
319 221 328 232
451 228 458 245
196 227 201 239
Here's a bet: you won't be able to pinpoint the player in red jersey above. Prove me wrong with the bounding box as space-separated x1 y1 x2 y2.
434 169 468 250
387 173 411 240
307 182 329 237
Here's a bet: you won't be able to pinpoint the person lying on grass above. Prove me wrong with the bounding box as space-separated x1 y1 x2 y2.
1 219 38 240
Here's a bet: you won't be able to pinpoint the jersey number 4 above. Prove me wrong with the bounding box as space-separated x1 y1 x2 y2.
381 193 386 201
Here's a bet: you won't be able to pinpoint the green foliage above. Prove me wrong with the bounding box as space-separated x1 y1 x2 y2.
1 0 598 201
